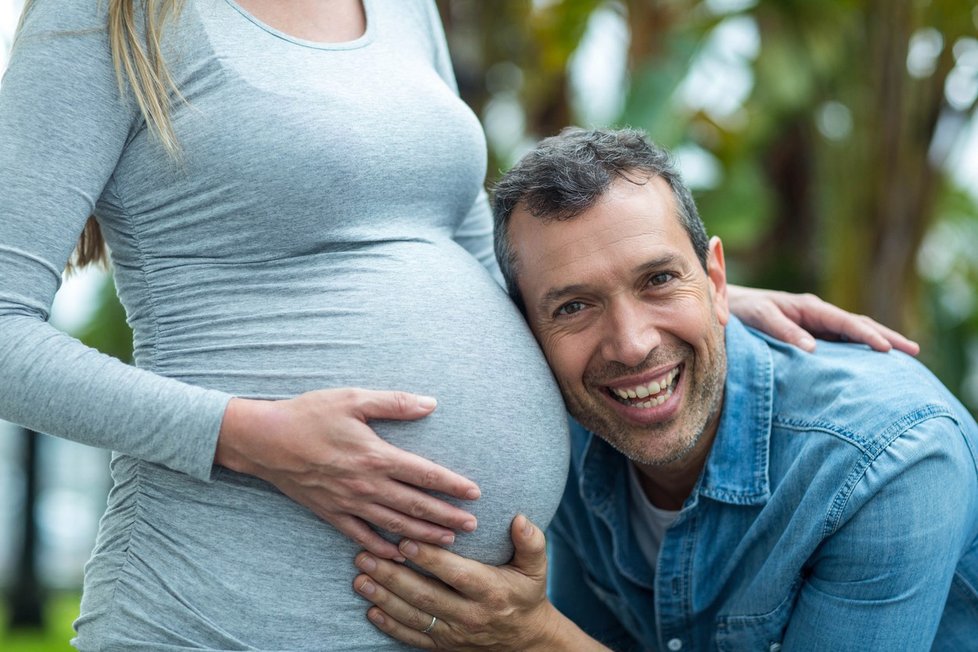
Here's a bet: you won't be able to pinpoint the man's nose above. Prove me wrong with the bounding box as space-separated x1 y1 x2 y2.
601 300 661 368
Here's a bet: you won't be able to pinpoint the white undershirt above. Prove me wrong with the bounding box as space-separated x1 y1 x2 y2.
627 462 682 572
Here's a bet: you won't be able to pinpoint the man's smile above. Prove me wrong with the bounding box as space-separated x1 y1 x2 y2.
593 363 685 426
606 364 681 407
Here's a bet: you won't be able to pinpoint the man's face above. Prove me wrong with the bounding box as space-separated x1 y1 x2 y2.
511 175 730 466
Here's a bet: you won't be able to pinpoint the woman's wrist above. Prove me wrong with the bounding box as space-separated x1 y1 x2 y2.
215 397 283 475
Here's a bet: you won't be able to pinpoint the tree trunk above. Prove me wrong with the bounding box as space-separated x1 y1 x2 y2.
7 428 44 629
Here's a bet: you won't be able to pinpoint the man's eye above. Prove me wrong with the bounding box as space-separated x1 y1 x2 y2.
648 272 675 287
555 301 586 317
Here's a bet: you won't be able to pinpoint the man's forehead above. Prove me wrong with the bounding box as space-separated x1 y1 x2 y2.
511 177 683 264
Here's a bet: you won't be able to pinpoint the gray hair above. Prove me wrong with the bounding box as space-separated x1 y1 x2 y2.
491 127 709 313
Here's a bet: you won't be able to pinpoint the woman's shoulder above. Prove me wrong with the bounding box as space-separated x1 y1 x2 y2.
17 0 109 33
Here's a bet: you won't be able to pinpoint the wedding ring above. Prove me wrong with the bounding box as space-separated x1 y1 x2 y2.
421 615 437 634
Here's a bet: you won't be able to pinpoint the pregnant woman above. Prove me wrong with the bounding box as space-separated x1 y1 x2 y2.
0 1 914 649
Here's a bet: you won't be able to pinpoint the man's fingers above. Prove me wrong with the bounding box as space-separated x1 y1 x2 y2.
510 514 548 578
355 551 464 615
355 573 440 645
365 606 436 650
396 539 491 598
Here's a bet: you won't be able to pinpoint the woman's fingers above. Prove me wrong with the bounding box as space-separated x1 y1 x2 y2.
794 299 920 354
354 390 484 504
344 441 481 540
755 305 818 351
383 443 482 502
357 501 460 546
728 286 920 355
835 313 919 355
327 514 403 560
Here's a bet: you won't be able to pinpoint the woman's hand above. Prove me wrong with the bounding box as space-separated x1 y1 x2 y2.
727 286 920 355
353 515 610 651
215 388 481 560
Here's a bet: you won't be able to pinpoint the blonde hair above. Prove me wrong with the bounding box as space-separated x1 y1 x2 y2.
18 0 185 272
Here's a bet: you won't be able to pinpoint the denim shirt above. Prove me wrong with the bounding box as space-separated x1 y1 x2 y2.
548 317 978 652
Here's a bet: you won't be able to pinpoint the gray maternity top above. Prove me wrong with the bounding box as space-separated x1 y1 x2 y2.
0 1 570 649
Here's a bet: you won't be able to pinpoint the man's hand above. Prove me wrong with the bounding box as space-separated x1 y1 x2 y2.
353 515 610 651
727 286 920 355
216 388 481 560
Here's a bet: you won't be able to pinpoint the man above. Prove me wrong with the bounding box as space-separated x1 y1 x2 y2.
351 128 978 651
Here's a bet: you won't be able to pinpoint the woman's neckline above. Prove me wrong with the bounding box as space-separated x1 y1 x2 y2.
223 0 374 51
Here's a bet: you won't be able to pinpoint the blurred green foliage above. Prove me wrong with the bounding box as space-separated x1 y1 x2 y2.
74 274 133 363
0 594 77 651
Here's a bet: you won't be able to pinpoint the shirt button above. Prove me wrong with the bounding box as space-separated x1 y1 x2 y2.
770 644 782 652
667 639 683 651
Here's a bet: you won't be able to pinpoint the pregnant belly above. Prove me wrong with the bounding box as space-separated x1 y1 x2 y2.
139 239 571 563
81 241 570 648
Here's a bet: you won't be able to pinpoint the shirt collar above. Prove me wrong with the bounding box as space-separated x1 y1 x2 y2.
571 420 656 588
575 316 774 508
698 316 773 505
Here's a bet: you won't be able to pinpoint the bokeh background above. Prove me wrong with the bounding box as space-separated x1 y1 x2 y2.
2 0 977 648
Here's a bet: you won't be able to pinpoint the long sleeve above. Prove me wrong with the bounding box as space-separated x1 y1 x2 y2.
0 1 231 480
781 416 978 650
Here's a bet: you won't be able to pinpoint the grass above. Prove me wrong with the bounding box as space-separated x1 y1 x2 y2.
0 594 78 652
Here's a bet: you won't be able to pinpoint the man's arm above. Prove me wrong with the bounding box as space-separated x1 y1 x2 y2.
782 417 977 649
353 515 613 651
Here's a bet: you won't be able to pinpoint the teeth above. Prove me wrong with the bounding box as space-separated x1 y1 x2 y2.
611 366 679 406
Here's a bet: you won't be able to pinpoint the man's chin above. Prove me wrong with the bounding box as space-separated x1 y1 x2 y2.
621 431 703 467
567 397 708 467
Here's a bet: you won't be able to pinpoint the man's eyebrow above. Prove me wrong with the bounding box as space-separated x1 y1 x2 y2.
540 284 591 309
632 253 684 276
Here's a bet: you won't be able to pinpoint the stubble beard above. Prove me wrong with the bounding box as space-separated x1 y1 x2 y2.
562 322 727 467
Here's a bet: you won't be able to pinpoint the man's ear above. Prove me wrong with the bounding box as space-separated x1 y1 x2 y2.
707 236 729 326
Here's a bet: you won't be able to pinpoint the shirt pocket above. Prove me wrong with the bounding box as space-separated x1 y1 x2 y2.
714 585 796 652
